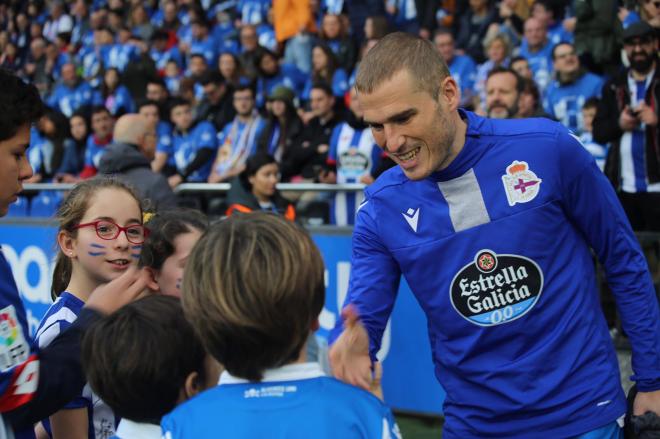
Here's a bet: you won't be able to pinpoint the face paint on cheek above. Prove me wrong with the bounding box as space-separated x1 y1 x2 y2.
131 253 140 260
88 243 107 257
176 278 182 291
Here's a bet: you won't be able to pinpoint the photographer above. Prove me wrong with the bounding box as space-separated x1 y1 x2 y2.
593 21 660 231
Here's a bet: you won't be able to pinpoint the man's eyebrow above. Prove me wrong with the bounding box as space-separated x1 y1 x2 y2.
364 108 418 126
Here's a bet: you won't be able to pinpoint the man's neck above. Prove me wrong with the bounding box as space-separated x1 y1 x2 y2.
238 113 253 123
437 112 468 172
529 40 546 53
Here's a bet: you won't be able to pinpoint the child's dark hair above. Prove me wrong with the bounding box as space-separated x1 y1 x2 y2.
0 68 45 141
182 213 325 382
82 295 208 424
139 209 208 271
51 177 144 299
240 152 277 190
583 97 600 111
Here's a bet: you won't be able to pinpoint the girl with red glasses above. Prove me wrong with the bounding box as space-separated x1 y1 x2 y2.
33 177 146 439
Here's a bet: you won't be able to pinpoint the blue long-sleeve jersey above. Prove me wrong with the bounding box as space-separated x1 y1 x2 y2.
339 110 660 438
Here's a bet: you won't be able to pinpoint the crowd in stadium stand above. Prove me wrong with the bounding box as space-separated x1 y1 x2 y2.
1 0 659 229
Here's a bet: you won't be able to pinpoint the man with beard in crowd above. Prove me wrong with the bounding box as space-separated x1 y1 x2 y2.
484 67 522 119
593 21 660 231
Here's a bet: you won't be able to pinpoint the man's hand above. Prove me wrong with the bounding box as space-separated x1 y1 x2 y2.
636 102 658 126
168 174 183 188
634 389 660 416
85 266 150 315
329 305 373 391
619 106 639 131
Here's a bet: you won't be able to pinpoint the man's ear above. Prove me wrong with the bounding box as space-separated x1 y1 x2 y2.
144 266 160 292
57 230 76 258
441 75 461 111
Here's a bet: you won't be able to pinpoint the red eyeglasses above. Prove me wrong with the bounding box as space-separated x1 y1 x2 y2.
72 220 150 244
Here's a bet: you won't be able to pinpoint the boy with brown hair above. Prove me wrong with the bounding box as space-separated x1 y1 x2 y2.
162 212 400 438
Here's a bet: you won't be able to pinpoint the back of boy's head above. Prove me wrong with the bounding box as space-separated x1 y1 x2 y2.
139 208 208 270
51 177 144 298
183 212 325 382
82 295 207 424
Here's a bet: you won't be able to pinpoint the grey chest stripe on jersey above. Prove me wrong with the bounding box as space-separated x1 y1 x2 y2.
437 168 491 232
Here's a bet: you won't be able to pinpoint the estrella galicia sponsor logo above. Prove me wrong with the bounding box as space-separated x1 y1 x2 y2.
450 250 544 326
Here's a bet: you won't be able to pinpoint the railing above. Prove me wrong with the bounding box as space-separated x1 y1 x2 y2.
23 182 368 194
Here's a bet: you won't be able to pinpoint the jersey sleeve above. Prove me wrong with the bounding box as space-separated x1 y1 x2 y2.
331 195 402 359
557 129 660 391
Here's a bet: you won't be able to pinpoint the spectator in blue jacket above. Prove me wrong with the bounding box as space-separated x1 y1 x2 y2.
47 62 94 118
92 67 136 117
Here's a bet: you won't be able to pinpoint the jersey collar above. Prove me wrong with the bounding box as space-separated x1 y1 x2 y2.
219 362 326 385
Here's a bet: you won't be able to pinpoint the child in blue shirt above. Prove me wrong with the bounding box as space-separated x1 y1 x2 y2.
162 213 400 438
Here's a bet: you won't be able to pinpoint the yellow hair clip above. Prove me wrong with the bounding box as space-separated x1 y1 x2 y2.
143 212 155 224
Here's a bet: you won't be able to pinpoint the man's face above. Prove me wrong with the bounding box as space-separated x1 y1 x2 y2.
171 105 193 131
0 124 33 217
30 40 45 58
524 18 546 48
486 72 519 119
203 82 225 104
191 23 206 40
359 69 460 181
240 27 258 51
309 88 334 118
322 15 341 39
624 37 657 73
61 64 76 85
511 59 532 79
233 90 255 116
259 54 278 75
189 56 207 77
553 44 580 76
146 83 167 102
140 128 157 160
138 104 160 127
91 111 113 138
433 33 455 63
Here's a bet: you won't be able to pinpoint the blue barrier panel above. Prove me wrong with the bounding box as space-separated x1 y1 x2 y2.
0 221 445 415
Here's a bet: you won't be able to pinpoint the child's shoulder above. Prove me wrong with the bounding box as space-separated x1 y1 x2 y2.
35 292 84 348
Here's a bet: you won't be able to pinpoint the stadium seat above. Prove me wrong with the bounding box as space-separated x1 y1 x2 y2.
6 196 29 217
30 192 62 218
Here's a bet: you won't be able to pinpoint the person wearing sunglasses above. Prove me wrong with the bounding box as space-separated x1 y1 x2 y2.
33 177 147 439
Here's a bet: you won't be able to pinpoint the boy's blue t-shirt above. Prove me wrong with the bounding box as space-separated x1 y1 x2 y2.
162 363 401 438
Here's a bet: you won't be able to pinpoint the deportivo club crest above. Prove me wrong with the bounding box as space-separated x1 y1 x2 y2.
450 250 544 327
501 161 542 207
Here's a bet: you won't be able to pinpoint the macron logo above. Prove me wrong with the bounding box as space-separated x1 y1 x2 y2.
402 208 420 233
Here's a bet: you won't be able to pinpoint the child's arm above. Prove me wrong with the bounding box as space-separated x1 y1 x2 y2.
50 407 88 439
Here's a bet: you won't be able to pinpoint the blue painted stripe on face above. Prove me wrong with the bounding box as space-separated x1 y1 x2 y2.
88 252 106 257
131 245 142 250
90 243 106 249
131 254 140 259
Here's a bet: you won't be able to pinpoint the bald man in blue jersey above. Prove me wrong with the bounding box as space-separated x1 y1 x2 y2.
330 32 660 439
